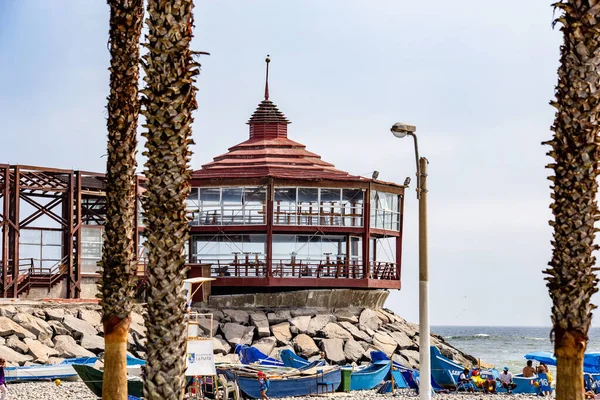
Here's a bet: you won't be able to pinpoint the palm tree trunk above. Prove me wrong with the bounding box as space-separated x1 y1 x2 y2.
545 1 600 399
100 1 144 399
141 0 200 398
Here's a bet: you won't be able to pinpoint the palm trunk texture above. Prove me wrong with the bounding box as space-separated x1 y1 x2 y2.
545 1 600 399
100 1 144 399
141 0 200 398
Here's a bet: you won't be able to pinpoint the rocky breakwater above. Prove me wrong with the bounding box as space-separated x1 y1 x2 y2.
0 303 477 370
0 304 146 366
204 307 477 368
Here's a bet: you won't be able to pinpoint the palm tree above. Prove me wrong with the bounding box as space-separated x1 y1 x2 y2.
545 1 600 398
99 0 144 399
140 0 200 398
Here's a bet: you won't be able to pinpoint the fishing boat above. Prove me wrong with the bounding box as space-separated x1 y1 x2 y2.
429 346 464 389
224 365 342 398
235 344 284 367
510 374 542 394
349 360 391 391
72 364 144 398
279 349 326 369
279 348 386 391
5 356 97 382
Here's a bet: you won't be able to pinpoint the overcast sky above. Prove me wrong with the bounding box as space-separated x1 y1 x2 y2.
0 0 578 326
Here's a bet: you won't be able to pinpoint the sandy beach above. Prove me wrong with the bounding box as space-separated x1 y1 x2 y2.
3 381 553 400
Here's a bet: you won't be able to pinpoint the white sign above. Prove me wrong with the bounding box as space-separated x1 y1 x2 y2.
186 339 216 376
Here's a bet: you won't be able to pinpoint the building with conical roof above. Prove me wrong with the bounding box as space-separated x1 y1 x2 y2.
188 57 405 296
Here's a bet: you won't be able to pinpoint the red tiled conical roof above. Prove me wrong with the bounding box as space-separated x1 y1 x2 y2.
193 100 357 181
193 57 360 181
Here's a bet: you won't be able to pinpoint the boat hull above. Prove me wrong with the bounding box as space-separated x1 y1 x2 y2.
226 367 342 398
350 361 391 391
430 346 463 389
512 374 539 394
72 364 144 398
5 357 97 382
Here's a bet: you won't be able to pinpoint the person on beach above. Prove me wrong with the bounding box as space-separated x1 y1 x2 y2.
522 360 536 378
482 374 497 394
257 371 269 400
457 368 475 393
498 366 517 393
0 357 7 400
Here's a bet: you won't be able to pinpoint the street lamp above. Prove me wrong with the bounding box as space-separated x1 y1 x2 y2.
391 122 430 400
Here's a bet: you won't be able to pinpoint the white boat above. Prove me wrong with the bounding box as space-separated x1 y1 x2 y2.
6 357 98 382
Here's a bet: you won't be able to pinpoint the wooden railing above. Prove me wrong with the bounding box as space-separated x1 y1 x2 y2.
194 257 398 281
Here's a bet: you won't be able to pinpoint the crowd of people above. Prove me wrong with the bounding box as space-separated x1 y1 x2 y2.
457 360 553 394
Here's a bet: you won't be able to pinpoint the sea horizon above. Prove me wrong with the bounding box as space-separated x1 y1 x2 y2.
430 325 600 370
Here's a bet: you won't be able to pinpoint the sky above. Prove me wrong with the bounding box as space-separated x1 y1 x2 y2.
0 0 577 326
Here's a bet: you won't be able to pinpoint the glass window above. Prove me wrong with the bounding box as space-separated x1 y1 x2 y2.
274 188 297 225
199 188 221 225
222 188 243 225
274 187 364 227
81 226 103 274
244 187 267 224
187 188 199 226
191 187 267 226
370 190 401 231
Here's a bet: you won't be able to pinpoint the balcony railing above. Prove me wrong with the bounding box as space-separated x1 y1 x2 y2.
189 257 398 281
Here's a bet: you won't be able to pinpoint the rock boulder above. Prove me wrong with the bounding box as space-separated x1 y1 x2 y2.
293 334 319 358
343 339 364 362
0 317 35 339
249 312 270 338
359 309 381 333
271 322 292 345
322 323 352 341
289 316 311 334
61 315 97 339
53 335 95 358
223 309 250 325
253 336 277 357
307 314 335 336
222 323 254 346
321 338 345 364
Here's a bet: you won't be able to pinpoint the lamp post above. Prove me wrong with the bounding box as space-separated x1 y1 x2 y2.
390 122 430 400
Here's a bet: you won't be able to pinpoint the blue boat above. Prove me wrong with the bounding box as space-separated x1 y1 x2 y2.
349 360 391 390
5 356 98 382
512 374 540 394
225 366 342 398
279 349 325 369
526 351 600 374
280 348 385 390
430 346 464 389
235 344 284 367
370 350 443 393
377 370 409 393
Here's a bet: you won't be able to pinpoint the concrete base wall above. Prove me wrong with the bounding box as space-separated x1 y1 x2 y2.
207 289 389 310
80 277 99 299
24 280 67 300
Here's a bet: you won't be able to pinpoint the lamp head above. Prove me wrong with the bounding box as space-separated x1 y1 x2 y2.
403 177 411 186
372 171 379 180
390 122 416 138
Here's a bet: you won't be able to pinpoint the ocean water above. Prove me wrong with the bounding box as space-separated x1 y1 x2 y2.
432 326 600 371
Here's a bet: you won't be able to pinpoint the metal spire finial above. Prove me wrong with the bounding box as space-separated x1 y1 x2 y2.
264 55 270 100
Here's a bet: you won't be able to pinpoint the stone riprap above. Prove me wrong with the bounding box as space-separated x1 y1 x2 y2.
0 303 477 370
0 304 146 366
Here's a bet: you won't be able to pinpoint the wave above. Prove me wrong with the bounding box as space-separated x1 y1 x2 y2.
443 334 491 340
442 334 547 341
